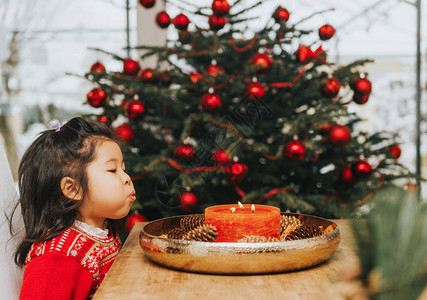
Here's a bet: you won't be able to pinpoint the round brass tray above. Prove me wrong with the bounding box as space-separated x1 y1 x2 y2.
139 213 340 274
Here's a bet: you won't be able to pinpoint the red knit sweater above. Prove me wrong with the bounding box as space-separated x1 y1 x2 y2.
20 224 121 300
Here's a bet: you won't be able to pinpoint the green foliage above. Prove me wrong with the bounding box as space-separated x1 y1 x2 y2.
351 185 427 299
81 1 415 220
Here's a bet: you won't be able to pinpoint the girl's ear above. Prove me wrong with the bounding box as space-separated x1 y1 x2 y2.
60 177 83 201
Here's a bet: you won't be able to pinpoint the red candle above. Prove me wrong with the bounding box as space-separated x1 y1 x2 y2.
205 204 281 242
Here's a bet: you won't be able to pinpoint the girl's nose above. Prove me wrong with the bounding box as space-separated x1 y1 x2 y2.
122 171 131 185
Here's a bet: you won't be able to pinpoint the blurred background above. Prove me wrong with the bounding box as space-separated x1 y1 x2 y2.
0 0 426 192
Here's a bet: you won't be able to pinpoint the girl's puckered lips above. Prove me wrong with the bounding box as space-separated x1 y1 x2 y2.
129 191 136 201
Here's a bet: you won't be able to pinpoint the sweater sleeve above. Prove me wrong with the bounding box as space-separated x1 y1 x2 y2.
20 252 93 300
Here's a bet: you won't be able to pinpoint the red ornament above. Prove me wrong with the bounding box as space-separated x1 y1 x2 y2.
179 192 198 212
212 149 230 166
318 24 336 41
125 211 147 233
115 123 135 143
339 166 356 185
226 162 248 184
137 68 156 82
209 14 226 31
156 11 171 28
211 0 230 16
90 61 106 73
87 88 108 108
274 7 290 23
352 159 372 179
95 115 113 126
205 64 224 77
123 58 141 76
321 77 341 98
245 81 266 99
351 77 372 96
138 0 155 9
328 125 351 148
318 123 332 134
388 144 402 160
175 144 195 161
353 93 370 105
174 14 190 31
190 71 203 83
125 100 145 120
200 93 222 112
250 53 272 73
284 140 306 161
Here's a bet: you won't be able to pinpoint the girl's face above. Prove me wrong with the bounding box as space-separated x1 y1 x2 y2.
78 140 136 228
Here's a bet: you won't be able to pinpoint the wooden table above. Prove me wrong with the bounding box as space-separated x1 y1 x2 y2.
93 220 358 300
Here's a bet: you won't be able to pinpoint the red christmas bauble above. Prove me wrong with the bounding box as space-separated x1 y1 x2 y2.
179 192 198 212
250 53 272 73
245 81 266 99
212 149 230 166
138 0 155 9
284 140 306 161
123 58 141 76
353 93 370 105
274 7 290 23
125 212 147 233
318 24 336 40
351 159 372 179
125 100 145 120
137 68 157 82
328 125 351 147
156 11 171 28
175 144 195 161
388 144 402 160
205 64 224 77
321 77 341 98
200 93 222 112
95 115 113 126
115 123 135 143
87 88 108 108
190 71 203 83
211 0 230 16
209 14 226 31
226 162 248 184
351 77 372 96
174 13 190 31
318 123 332 134
339 166 356 185
90 61 106 73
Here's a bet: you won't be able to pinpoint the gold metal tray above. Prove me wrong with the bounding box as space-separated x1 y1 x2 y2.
139 213 340 274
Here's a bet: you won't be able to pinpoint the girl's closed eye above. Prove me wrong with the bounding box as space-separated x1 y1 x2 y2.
108 169 117 173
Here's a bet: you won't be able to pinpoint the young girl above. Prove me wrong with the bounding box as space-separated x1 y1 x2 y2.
10 117 136 300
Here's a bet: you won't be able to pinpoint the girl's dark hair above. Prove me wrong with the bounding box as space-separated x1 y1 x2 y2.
10 117 119 267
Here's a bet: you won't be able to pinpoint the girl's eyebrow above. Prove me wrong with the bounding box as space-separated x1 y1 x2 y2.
104 158 125 165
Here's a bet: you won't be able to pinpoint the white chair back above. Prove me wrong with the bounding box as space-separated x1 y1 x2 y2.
0 145 23 299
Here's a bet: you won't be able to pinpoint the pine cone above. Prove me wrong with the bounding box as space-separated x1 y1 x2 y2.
182 225 218 242
238 236 281 243
180 215 205 231
280 215 302 236
285 224 322 241
167 228 186 239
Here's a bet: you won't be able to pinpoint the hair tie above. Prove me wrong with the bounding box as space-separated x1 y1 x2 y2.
49 119 68 132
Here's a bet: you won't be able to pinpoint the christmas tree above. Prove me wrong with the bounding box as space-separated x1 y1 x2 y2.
81 0 415 221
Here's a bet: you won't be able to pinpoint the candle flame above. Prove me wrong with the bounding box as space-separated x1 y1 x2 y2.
230 207 236 213
251 204 255 213
238 201 244 211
